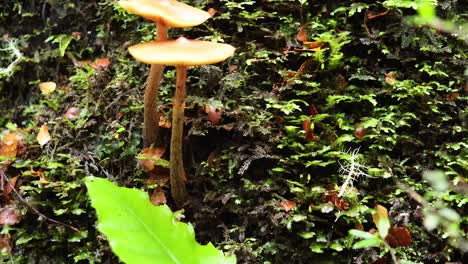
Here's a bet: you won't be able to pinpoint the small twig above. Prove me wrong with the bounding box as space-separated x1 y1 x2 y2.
383 240 399 264
2 173 80 233
7 240 14 264
395 181 428 206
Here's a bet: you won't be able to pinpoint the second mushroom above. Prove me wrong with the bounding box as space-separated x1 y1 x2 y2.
118 0 211 146
129 37 235 205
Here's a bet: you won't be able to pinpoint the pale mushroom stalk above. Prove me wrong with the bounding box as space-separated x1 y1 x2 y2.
170 65 188 204
143 22 168 146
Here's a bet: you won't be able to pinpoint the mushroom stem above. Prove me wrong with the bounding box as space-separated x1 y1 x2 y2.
170 65 188 206
143 22 169 146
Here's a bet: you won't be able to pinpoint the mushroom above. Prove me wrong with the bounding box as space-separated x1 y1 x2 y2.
118 0 211 146
129 37 235 205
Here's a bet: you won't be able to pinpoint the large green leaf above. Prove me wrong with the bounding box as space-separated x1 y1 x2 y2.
85 177 236 264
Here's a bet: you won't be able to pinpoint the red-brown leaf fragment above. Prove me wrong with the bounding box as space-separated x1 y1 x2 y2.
354 127 366 139
150 187 167 205
326 192 349 211
296 25 308 43
0 235 11 253
302 118 317 142
3 176 19 197
205 104 222 125
309 104 318 116
386 226 412 247
366 9 389 20
138 147 166 172
279 200 296 212
90 58 111 69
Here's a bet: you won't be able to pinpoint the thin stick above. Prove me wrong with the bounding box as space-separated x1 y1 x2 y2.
143 22 169 146
170 65 188 206
2 173 80 233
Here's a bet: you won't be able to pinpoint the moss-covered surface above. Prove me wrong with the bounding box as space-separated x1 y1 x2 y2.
0 0 466 263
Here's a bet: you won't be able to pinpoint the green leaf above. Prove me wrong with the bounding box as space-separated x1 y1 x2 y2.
348 229 375 239
372 205 391 239
423 170 449 192
85 177 236 264
352 238 382 249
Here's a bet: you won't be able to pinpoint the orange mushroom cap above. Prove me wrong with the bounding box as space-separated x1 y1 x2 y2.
128 37 235 66
118 0 211 28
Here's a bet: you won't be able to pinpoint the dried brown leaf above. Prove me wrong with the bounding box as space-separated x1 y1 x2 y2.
29 169 50 184
37 124 51 147
354 127 366 139
366 9 389 20
38 82 56 95
279 200 296 212
303 41 323 49
205 104 222 125
296 25 308 42
0 133 22 159
150 187 167 205
138 147 166 172
385 72 396 86
90 58 111 69
386 226 412 247
372 204 389 228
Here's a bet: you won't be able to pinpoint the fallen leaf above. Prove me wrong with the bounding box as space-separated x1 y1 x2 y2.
303 41 323 49
354 127 366 139
0 133 22 159
3 176 19 197
372 204 388 227
71 31 81 38
138 147 166 172
445 92 459 101
287 59 315 82
159 115 172 128
64 107 80 119
385 72 396 86
37 124 51 147
150 187 167 205
296 25 308 43
76 60 93 67
0 235 10 253
302 118 317 142
373 204 391 238
29 169 50 184
326 191 349 211
279 200 296 212
205 104 222 125
309 104 318 116
229 65 238 73
147 168 170 186
207 8 217 16
90 58 111 69
366 9 389 20
38 82 56 95
0 207 19 225
386 226 412 247
355 222 364 231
